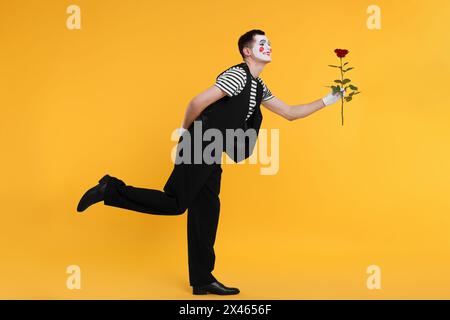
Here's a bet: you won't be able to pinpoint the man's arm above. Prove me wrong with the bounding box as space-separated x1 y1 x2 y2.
261 91 343 121
181 85 226 129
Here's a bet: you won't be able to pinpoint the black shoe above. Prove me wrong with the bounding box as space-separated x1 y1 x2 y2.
192 281 240 295
76 174 111 213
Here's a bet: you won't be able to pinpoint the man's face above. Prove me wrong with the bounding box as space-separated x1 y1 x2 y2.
251 34 272 62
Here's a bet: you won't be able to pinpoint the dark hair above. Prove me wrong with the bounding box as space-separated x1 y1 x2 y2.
238 29 265 60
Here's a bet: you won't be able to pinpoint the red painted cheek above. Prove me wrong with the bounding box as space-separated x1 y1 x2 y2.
259 46 264 52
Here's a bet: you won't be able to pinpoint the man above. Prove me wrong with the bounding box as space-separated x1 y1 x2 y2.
77 29 344 296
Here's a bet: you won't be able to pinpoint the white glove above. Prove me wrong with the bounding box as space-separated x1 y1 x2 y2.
322 88 346 106
176 125 188 137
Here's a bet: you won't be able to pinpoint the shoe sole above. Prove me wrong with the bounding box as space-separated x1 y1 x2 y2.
192 288 240 295
193 288 208 295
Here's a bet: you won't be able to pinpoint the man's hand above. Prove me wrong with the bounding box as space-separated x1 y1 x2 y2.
322 88 346 106
176 126 188 138
181 86 227 130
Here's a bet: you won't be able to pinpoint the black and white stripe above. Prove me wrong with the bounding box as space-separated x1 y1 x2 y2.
259 78 274 102
245 79 258 121
215 65 275 121
214 66 247 97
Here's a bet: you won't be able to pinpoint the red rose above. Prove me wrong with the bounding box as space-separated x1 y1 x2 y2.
334 49 349 58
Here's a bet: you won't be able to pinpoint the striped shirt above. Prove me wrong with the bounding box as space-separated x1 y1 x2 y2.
214 66 275 121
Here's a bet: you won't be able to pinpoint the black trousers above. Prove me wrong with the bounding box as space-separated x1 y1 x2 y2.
103 127 223 286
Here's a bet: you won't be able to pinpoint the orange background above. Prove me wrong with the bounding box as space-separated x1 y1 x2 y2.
1 0 450 299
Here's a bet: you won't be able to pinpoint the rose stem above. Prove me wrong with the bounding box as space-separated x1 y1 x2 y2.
339 57 344 126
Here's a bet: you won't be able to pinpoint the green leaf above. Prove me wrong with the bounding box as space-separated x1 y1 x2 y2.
349 90 362 97
328 65 340 68
331 86 340 94
334 80 343 84
343 62 349 66
342 79 351 84
343 67 355 72
348 84 358 90
345 96 353 102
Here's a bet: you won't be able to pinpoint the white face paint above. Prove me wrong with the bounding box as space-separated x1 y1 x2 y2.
251 35 272 62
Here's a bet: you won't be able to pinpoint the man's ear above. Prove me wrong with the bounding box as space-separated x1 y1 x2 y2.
242 46 252 58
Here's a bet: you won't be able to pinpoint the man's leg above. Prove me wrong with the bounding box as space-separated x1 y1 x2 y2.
102 121 220 215
187 163 222 286
103 162 217 215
